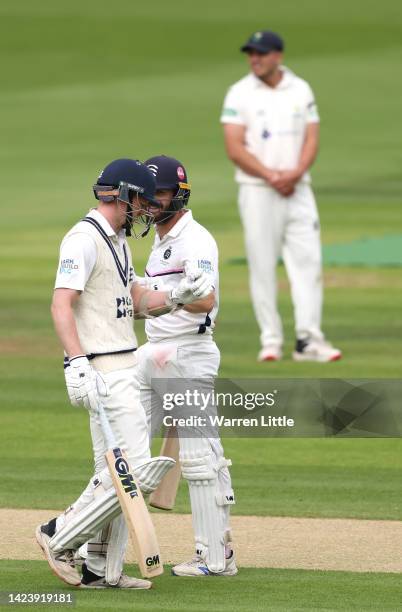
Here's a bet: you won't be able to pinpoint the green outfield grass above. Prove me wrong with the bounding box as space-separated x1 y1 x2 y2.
2 561 402 612
1 0 402 609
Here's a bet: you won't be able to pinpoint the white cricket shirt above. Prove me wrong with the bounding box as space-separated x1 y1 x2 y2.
220 67 319 185
144 210 219 342
54 208 138 361
55 208 132 290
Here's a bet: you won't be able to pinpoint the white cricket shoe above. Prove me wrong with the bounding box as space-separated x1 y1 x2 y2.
258 346 282 362
35 520 81 586
172 552 238 577
293 338 342 363
80 563 152 589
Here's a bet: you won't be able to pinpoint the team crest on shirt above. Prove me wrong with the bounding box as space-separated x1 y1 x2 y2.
163 247 172 260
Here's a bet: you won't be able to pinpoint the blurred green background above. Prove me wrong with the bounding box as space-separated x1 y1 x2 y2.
1 1 402 607
1 0 402 507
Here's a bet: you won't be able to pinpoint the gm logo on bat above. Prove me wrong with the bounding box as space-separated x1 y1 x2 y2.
146 555 160 567
114 456 139 499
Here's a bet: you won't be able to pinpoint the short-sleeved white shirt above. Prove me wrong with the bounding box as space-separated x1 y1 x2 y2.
220 67 319 185
55 209 131 291
144 210 219 342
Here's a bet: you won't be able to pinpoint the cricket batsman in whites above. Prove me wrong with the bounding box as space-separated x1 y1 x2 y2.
136 155 237 577
36 158 213 588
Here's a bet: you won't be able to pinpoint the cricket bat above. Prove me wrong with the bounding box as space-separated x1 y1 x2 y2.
98 403 163 578
149 427 181 511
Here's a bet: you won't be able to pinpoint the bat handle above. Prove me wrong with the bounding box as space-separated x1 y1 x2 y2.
97 402 117 449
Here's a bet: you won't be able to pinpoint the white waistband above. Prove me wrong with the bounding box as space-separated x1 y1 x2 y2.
148 334 215 346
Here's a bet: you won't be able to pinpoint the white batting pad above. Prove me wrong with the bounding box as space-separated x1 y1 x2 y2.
179 438 234 573
49 487 120 553
133 455 176 494
106 514 128 585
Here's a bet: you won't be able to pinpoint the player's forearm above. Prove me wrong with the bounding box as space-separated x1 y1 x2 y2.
296 124 319 177
132 285 174 319
183 292 215 314
51 301 83 358
226 142 274 182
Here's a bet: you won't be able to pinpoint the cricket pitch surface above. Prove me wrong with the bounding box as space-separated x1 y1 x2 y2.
2 510 402 573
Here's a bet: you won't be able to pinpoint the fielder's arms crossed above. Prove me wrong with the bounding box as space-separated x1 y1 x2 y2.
223 123 278 185
223 122 319 196
270 122 319 194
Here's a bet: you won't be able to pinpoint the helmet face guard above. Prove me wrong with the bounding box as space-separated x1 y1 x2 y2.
93 158 160 237
153 181 191 225
146 156 191 225
93 181 159 238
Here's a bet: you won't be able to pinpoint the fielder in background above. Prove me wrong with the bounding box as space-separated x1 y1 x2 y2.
136 155 237 577
221 30 341 363
36 159 212 589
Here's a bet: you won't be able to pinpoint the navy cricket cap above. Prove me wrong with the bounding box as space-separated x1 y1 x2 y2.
145 155 188 190
241 30 284 54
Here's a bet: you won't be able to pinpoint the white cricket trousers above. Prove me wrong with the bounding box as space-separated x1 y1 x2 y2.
136 337 227 472
74 362 151 577
137 336 233 555
238 182 324 348
90 363 151 473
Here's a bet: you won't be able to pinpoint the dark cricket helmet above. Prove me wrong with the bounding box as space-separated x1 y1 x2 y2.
145 155 191 211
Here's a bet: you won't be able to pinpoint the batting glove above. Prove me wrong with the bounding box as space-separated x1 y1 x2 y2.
64 355 108 412
168 269 213 305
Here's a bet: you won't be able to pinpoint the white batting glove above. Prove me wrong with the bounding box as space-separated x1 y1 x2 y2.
64 356 108 412
168 269 213 305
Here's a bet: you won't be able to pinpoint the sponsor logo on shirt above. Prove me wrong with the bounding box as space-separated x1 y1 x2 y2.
198 259 213 273
163 247 172 260
116 296 133 319
59 258 79 274
222 107 238 117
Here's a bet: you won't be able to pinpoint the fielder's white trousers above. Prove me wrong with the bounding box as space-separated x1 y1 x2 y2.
238 182 324 348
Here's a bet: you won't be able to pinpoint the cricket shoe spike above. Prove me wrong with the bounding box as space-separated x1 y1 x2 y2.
80 563 152 589
35 519 81 586
292 337 342 363
172 551 238 577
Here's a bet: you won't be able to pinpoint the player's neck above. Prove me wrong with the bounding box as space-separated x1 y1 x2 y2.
261 68 283 88
96 205 123 234
156 210 186 239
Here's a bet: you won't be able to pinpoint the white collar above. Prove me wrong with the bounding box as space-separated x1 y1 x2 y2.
158 209 193 240
251 65 294 90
